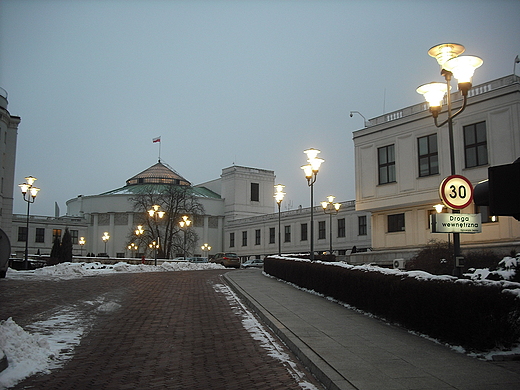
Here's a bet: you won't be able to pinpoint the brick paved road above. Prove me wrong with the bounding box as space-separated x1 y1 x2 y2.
1 270 323 389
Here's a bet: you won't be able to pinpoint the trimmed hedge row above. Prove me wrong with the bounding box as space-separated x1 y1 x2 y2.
264 257 520 351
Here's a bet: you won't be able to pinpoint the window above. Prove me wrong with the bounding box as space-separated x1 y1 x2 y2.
378 145 396 184
52 229 62 241
300 223 308 241
255 229 261 245
251 183 260 202
388 213 405 232
284 225 291 242
269 227 275 244
35 228 45 243
337 218 346 238
318 221 326 240
476 205 498 223
70 230 79 244
18 226 27 242
358 216 367 236
418 134 439 177
464 121 488 168
229 232 235 248
242 231 247 246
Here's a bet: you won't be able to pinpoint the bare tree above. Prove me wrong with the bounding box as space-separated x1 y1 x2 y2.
129 185 205 259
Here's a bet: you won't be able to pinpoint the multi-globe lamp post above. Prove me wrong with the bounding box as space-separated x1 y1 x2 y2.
274 184 285 256
301 148 324 261
102 232 110 255
201 243 211 260
321 195 341 254
19 176 40 269
79 237 86 256
179 215 192 260
135 225 144 257
416 43 483 274
127 243 137 257
148 205 165 265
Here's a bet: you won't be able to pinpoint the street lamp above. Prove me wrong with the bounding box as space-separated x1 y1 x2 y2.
301 148 324 261
274 184 285 256
149 241 159 262
102 232 110 255
148 205 165 266
79 237 86 256
19 176 40 269
321 195 341 254
179 215 192 260
128 243 137 257
417 43 483 275
135 225 144 257
201 243 211 260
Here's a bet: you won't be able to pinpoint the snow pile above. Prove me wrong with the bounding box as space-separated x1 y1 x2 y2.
464 253 520 289
0 318 54 389
5 261 225 280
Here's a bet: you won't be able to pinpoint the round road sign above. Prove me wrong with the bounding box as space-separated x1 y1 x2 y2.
439 175 474 210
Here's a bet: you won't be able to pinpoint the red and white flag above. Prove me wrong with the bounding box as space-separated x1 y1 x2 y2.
152 137 161 143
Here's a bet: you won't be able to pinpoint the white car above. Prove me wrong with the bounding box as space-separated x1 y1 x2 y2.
242 259 264 269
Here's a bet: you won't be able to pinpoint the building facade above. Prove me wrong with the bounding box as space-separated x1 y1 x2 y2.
0 88 20 240
8 161 371 262
224 200 371 259
353 74 520 265
11 214 89 258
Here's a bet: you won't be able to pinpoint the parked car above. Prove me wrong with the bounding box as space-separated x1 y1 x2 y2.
170 257 188 262
188 257 208 263
242 259 264 269
210 252 240 268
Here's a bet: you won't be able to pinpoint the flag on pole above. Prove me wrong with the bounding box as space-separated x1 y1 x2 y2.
152 136 161 143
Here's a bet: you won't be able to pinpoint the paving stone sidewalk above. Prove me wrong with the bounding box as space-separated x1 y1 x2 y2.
0 270 323 390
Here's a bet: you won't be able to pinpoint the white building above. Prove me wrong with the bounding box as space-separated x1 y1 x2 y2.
62 161 372 261
0 88 20 240
352 74 520 265
11 214 88 258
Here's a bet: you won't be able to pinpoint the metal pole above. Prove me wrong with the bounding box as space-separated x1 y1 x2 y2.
155 239 158 266
445 71 462 275
310 181 314 261
24 200 30 270
277 202 282 256
183 228 187 260
329 211 333 254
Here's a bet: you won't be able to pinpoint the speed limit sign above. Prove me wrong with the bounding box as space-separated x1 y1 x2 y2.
439 175 474 210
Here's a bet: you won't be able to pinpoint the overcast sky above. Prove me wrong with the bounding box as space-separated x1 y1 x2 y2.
1 0 519 216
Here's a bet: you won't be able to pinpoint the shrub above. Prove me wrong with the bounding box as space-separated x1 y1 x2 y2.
406 240 453 275
407 240 509 275
264 256 520 351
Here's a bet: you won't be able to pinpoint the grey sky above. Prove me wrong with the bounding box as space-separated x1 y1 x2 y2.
1 0 519 215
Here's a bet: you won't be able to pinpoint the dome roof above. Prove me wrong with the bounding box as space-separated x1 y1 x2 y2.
126 161 191 186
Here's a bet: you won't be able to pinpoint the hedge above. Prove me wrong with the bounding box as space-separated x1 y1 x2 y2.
264 257 520 351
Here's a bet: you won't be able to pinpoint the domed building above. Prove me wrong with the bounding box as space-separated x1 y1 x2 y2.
66 161 276 258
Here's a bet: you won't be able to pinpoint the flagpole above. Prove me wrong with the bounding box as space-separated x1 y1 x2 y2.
153 136 162 162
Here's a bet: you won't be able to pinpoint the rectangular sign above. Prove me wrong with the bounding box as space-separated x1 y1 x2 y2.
431 213 482 234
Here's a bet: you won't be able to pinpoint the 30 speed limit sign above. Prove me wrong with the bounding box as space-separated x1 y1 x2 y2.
439 175 474 210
